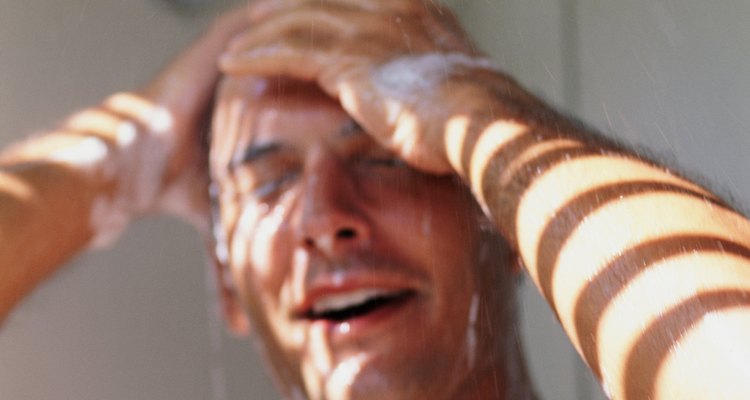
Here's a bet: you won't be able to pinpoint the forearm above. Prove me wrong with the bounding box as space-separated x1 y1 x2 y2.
0 8 247 327
0 160 103 322
0 92 173 324
455 74 750 398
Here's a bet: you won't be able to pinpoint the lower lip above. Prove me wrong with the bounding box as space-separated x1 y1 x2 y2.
313 295 418 341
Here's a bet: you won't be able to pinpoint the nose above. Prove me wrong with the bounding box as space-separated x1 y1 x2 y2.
294 154 369 257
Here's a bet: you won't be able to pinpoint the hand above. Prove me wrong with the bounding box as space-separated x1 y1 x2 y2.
96 8 250 230
219 0 503 175
0 7 252 249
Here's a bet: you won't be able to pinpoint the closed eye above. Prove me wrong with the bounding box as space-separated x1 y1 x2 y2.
252 171 300 200
360 156 408 168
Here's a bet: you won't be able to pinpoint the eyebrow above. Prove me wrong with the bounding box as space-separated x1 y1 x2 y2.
231 142 283 169
229 119 365 169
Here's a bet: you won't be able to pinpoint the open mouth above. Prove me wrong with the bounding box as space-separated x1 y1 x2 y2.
300 289 416 322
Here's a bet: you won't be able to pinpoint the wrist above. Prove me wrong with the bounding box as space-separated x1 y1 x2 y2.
68 92 177 246
106 91 210 232
440 69 575 238
438 68 528 182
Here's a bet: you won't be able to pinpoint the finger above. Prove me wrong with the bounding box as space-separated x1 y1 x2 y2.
221 5 368 79
227 5 362 56
247 0 315 21
147 6 252 108
247 0 408 21
221 30 453 175
220 47 330 81
336 75 452 174
222 2 436 76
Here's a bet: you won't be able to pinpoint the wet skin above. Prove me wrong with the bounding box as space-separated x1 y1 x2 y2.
209 77 520 400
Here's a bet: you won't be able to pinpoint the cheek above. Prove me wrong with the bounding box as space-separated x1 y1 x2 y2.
378 178 481 263
365 176 483 312
228 204 256 276
227 200 295 303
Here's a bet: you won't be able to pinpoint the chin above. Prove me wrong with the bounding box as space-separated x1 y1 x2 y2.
299 350 467 400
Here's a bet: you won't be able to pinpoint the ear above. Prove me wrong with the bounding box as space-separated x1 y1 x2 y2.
206 243 251 337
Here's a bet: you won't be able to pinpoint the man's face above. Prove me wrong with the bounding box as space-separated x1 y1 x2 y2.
209 77 516 400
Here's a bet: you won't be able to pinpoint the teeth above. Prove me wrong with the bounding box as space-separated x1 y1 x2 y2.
311 289 396 315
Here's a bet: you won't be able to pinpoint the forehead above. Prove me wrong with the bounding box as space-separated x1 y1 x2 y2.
210 77 351 164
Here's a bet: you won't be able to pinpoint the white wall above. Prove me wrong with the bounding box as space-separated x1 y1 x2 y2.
1 1 748 399
576 0 750 208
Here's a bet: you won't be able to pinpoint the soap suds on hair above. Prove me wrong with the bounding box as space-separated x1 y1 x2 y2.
373 53 496 109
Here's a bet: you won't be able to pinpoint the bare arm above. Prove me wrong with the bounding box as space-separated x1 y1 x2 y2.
0 9 248 325
454 72 750 399
222 0 750 398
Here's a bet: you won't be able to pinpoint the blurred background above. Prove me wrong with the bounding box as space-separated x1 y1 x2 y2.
0 0 748 399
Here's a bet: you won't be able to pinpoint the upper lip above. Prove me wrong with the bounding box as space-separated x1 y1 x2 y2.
291 268 424 321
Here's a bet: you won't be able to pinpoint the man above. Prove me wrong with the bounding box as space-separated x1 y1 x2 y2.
1 1 750 399
207 75 533 399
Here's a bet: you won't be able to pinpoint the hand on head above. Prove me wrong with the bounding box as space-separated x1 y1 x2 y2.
200 3 525 399
128 7 252 227
218 0 498 175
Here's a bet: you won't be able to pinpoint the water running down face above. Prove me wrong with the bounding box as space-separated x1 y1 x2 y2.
209 76 521 400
